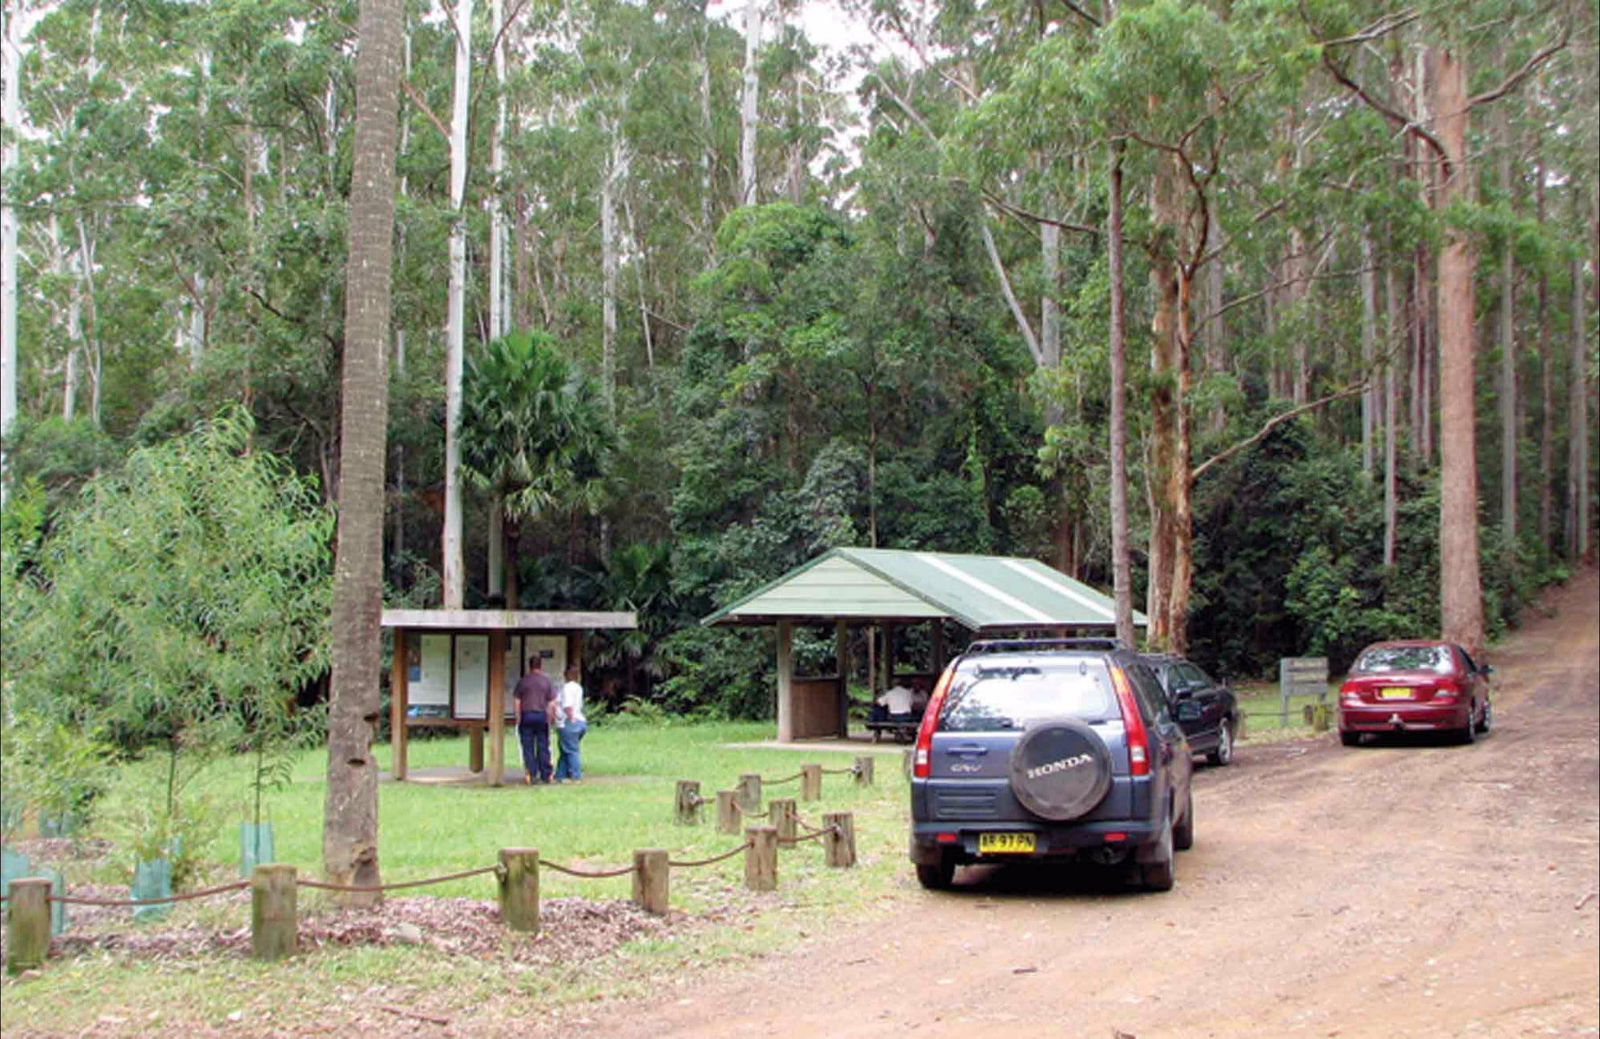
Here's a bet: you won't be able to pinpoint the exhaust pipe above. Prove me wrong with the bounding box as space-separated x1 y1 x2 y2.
1086 846 1128 866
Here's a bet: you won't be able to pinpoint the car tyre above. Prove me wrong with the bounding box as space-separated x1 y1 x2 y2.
1173 790 1194 852
1458 704 1478 745
1476 699 1493 735
1140 814 1176 892
1339 730 1361 747
1206 718 1235 767
916 859 955 891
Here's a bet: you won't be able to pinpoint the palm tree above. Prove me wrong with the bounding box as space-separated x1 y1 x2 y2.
324 0 404 904
459 331 614 608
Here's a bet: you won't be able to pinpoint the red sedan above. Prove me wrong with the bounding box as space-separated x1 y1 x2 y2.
1337 640 1493 746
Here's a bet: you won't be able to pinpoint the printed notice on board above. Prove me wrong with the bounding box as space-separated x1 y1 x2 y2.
454 635 490 719
410 635 451 709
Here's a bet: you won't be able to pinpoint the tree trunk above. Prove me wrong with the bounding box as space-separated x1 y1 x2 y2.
1384 263 1400 567
488 0 508 342
0 0 18 503
1145 150 1188 653
1570 249 1591 564
1041 218 1062 426
1536 150 1554 551
1497 101 1517 538
325 0 405 905
739 0 761 207
601 124 627 420
442 0 474 609
1361 234 1377 474
1433 47 1485 658
1107 148 1132 646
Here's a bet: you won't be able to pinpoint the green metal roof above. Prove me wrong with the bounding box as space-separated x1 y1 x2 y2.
701 547 1146 631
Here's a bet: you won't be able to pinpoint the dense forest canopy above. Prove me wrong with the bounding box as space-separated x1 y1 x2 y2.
1 0 1596 716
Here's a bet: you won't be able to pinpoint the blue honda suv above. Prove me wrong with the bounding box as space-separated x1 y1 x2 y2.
908 640 1195 891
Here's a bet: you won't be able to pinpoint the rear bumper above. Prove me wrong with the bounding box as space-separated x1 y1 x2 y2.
909 818 1163 865
1339 701 1471 732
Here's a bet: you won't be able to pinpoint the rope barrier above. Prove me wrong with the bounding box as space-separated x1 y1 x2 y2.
666 840 753 869
47 879 252 908
540 861 638 880
759 771 803 785
296 864 500 894
818 764 859 776
777 827 836 847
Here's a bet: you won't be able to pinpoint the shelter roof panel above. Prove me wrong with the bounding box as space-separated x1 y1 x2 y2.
702 548 1145 630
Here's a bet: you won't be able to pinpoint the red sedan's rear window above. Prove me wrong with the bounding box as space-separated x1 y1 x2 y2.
1352 645 1452 674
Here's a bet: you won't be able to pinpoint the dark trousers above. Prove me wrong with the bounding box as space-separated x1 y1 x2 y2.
518 711 552 782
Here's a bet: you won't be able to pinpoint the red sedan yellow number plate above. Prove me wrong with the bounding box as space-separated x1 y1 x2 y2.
978 832 1035 854
1378 687 1412 700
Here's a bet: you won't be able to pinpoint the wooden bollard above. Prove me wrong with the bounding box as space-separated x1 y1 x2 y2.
1235 713 1248 741
854 755 875 786
769 798 798 842
632 849 669 915
737 773 762 814
675 780 702 825
823 812 857 868
1310 704 1331 732
902 748 913 778
251 864 298 962
715 790 740 834
800 764 822 801
744 826 778 892
498 848 540 934
6 877 51 973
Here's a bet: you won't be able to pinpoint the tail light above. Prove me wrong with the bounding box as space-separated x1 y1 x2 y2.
1109 665 1150 776
911 663 956 779
1432 681 1458 702
1340 685 1364 705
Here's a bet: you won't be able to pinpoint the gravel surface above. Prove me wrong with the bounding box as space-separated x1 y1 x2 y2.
519 569 1600 1039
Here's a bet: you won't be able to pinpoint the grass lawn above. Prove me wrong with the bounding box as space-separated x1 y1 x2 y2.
2 721 919 1037
1232 681 1338 741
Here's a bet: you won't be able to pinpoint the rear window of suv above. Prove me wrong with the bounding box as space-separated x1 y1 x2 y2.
938 660 1117 732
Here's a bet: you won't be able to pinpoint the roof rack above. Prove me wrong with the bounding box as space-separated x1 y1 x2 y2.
965 637 1131 655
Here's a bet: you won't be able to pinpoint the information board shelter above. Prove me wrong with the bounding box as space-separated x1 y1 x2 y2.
383 609 635 785
702 548 1146 742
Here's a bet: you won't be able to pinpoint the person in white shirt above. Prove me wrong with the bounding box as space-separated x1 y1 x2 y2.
877 680 915 720
553 665 588 782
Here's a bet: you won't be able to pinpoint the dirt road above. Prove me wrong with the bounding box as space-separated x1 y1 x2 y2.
560 571 1600 1039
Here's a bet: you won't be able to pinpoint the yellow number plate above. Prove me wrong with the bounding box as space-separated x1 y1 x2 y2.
978 832 1036 854
1378 687 1412 700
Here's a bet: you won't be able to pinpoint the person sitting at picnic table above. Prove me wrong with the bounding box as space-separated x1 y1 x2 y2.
910 677 930 718
877 679 917 722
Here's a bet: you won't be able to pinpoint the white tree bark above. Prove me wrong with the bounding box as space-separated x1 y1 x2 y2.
488 0 508 342
2 6 22 498
601 122 628 419
1570 251 1590 563
738 0 761 207
442 0 474 609
1041 219 1062 426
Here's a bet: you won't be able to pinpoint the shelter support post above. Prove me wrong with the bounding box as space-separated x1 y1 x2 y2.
835 620 850 738
883 624 896 689
931 620 946 675
776 620 794 743
488 629 507 786
391 630 409 781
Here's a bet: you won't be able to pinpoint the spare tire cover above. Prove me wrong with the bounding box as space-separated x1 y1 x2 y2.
1008 717 1113 821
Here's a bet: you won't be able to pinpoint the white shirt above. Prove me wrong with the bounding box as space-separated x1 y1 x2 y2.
560 680 586 724
878 683 914 714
